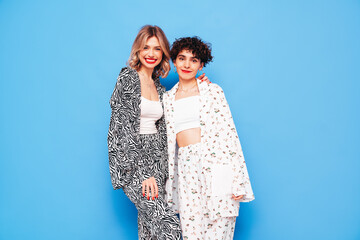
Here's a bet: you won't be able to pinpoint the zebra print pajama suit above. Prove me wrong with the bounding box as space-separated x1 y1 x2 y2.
107 67 181 240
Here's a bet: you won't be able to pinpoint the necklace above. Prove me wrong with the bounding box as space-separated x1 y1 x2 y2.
178 81 198 92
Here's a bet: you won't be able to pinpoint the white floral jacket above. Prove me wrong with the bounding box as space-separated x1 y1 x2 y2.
163 79 255 220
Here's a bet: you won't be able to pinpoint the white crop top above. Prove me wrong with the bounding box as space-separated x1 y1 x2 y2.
174 95 200 134
139 96 163 134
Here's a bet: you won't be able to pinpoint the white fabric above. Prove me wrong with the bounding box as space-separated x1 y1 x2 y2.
139 96 163 134
174 95 200 134
163 79 255 221
177 143 236 240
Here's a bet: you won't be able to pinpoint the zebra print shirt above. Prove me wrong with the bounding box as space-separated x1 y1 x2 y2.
107 67 168 190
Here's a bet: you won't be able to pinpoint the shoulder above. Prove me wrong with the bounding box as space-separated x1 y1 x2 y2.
207 83 225 96
208 83 222 90
119 66 137 76
159 84 166 93
163 90 171 101
117 67 138 84
154 76 166 92
164 83 179 99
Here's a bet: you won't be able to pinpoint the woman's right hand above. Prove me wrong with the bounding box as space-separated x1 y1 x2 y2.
197 73 211 84
232 194 244 201
142 176 158 200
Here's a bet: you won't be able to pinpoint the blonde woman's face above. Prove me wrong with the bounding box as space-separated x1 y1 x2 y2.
138 36 163 71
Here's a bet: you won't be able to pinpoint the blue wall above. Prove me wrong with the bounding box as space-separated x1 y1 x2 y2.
1 0 359 239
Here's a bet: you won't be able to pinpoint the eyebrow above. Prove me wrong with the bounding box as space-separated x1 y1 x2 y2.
178 54 199 60
144 45 161 48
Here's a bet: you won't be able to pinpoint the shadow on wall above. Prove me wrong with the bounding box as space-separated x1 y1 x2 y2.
110 188 138 238
161 72 179 91
235 204 256 239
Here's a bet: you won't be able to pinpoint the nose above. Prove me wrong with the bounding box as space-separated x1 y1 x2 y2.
184 59 190 68
148 48 154 57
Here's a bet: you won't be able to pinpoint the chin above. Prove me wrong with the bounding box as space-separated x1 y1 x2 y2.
142 61 160 69
180 73 196 79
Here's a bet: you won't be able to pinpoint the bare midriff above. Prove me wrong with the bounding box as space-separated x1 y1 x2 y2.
176 127 201 148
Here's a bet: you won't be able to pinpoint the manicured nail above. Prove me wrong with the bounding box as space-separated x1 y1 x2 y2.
152 197 155 200
156 194 158 198
143 193 145 197
147 196 149 200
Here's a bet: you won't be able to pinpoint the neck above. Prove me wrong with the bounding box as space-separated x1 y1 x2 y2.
178 78 197 88
138 66 154 79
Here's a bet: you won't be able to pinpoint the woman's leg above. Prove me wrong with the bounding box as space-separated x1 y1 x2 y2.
138 215 151 240
177 143 206 239
177 143 237 240
123 133 181 239
123 181 181 240
203 216 236 240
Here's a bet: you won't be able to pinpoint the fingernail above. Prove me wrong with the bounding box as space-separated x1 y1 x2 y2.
147 196 149 200
152 197 155 200
156 195 158 198
143 193 145 197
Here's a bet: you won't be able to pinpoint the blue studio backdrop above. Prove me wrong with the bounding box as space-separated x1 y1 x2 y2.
1 0 359 239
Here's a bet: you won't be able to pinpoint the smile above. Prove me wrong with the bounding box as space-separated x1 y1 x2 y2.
145 58 157 64
181 69 192 73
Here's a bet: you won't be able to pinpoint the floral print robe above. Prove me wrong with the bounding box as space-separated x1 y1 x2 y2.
163 79 255 220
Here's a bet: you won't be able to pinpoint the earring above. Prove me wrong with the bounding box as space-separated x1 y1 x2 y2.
173 67 177 73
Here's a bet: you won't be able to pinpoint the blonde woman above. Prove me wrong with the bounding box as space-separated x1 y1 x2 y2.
107 25 181 239
163 37 255 239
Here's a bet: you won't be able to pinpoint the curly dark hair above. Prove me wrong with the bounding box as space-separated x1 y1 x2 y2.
170 37 213 67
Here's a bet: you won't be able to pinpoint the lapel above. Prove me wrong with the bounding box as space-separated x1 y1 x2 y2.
197 79 212 134
166 82 179 144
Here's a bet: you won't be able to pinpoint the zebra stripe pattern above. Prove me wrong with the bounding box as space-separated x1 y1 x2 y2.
107 67 181 239
123 134 181 240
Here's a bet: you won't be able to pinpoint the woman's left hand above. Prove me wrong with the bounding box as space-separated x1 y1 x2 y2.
232 194 244 201
142 176 158 200
197 73 211 84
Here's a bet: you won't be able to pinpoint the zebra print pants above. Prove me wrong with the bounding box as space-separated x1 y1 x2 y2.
123 134 181 240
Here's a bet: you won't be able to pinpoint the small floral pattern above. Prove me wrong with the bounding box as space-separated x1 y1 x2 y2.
164 80 255 221
177 143 236 239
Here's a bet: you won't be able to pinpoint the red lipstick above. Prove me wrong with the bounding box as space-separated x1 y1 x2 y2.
145 58 157 64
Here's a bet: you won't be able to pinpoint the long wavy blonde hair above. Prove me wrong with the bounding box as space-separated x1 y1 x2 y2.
128 25 171 78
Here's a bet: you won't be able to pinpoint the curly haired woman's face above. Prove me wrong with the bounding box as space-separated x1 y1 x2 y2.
139 36 163 71
174 50 203 81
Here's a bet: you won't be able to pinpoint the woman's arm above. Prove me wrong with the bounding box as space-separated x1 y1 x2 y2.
107 70 137 190
214 84 255 202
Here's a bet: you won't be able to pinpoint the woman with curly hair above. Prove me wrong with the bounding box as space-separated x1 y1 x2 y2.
163 37 255 239
107 25 182 239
